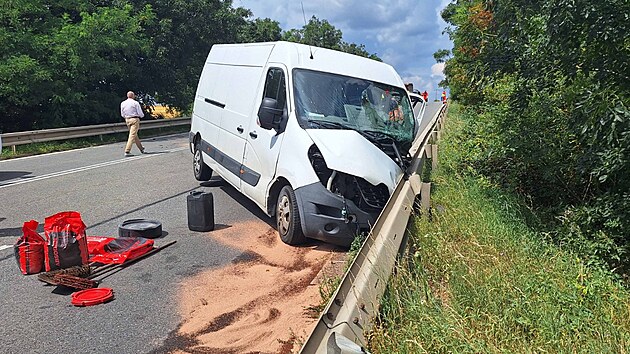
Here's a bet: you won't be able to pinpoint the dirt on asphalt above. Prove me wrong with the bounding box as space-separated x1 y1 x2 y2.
169 219 348 353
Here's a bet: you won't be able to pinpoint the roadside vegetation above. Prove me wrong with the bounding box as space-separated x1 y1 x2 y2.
433 0 629 278
368 103 630 352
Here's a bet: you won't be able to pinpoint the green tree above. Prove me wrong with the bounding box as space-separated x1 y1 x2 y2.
129 0 251 110
440 0 630 276
239 18 282 42
0 0 153 132
433 49 450 63
282 16 379 60
0 1 379 134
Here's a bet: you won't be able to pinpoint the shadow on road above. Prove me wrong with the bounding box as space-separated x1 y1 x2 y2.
0 171 32 182
203 177 348 252
0 222 43 238
87 187 199 231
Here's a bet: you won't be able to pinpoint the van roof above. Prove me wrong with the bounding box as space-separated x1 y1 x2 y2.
209 41 404 88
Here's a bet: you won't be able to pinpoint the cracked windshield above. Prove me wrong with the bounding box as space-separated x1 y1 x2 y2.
293 69 415 152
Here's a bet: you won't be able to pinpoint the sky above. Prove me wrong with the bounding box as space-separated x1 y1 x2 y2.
234 0 453 101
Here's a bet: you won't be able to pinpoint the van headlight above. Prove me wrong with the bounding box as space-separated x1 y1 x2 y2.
308 145 333 184
308 144 390 211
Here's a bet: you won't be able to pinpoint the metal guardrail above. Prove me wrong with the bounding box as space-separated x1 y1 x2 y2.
1 117 191 152
301 103 448 353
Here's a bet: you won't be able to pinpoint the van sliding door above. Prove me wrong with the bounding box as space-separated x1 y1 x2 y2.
214 64 264 189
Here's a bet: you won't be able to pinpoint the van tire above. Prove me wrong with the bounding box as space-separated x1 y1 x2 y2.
193 141 212 181
276 185 306 245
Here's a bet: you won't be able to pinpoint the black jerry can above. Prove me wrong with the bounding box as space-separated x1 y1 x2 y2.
187 191 215 232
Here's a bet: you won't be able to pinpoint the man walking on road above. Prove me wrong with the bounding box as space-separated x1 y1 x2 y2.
120 91 146 157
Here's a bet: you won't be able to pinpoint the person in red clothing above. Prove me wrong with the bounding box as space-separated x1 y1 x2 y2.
441 90 447 104
422 90 429 102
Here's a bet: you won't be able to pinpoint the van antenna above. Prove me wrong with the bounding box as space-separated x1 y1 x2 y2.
301 2 314 59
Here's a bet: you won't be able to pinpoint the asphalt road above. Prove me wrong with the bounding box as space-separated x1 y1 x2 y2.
0 134 267 354
419 102 443 137
0 105 439 353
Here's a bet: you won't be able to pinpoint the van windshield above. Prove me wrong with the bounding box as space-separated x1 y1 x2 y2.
293 69 415 153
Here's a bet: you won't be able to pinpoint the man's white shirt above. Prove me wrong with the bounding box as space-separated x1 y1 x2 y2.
121 98 144 119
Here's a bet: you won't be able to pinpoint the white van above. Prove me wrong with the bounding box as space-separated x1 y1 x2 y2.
189 41 416 247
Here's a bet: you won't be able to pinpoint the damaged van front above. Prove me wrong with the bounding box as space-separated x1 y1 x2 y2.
291 68 415 246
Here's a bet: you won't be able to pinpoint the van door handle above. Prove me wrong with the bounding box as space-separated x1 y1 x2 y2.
249 131 258 139
237 126 244 133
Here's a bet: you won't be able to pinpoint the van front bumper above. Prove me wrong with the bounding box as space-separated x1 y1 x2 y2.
294 182 379 247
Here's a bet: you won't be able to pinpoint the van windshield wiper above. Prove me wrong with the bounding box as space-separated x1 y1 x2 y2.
307 119 351 130
361 129 397 142
360 130 405 169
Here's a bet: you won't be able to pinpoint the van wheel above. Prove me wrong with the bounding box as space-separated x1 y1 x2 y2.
276 185 306 245
193 141 212 181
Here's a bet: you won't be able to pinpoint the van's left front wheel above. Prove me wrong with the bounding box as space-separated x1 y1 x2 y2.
193 141 212 181
277 185 306 245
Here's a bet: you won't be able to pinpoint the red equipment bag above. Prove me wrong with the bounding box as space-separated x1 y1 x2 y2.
43 211 89 272
14 220 46 275
87 236 154 264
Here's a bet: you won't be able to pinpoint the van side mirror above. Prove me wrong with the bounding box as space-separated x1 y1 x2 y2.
258 97 283 130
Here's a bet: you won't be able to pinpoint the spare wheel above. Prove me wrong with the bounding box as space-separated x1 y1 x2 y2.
118 219 162 239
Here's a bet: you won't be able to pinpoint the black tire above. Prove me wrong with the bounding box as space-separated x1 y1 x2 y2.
193 141 212 181
118 219 162 239
276 185 306 245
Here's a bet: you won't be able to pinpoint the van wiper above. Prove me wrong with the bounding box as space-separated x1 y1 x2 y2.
307 119 351 130
361 129 397 142
360 130 405 169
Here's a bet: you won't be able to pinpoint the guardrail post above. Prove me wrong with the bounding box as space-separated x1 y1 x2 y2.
12 145 16 154
420 182 431 214
424 144 438 171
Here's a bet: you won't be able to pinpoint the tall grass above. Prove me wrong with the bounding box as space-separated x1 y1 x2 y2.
368 103 630 353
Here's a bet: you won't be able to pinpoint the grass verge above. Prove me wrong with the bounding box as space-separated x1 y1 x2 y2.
367 103 630 353
1 125 189 160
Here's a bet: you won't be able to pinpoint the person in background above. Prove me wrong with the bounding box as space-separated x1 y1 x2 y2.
120 91 146 157
405 83 414 92
388 92 404 123
422 90 429 102
441 90 447 104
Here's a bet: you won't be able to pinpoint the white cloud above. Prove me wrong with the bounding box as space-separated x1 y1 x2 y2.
431 62 445 78
234 0 453 93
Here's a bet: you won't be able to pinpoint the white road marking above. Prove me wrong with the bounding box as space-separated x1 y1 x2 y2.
0 147 187 190
0 245 12 251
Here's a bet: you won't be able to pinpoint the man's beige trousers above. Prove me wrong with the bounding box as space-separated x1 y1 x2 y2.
125 117 144 153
